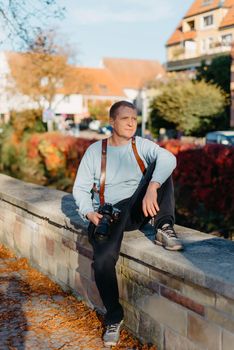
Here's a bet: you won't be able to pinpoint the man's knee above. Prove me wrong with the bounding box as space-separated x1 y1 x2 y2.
93 252 118 273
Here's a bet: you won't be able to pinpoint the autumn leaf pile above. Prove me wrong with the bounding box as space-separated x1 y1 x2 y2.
0 244 156 350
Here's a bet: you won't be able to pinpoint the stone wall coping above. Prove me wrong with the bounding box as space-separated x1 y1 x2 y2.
0 174 234 300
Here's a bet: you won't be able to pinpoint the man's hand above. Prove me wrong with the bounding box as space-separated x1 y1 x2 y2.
142 181 160 217
86 211 103 226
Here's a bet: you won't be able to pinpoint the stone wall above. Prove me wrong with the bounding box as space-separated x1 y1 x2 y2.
0 174 233 350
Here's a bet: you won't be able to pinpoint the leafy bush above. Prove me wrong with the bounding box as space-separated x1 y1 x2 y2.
196 55 231 94
1 130 233 233
159 139 199 155
0 131 95 191
150 80 228 136
161 140 234 233
10 109 46 138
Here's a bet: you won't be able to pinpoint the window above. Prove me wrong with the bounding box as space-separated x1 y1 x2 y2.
185 40 196 51
219 0 225 6
84 84 92 93
99 84 108 94
187 20 195 31
203 15 213 27
222 34 233 46
40 77 49 87
201 39 207 52
202 0 213 6
208 37 214 48
55 79 63 89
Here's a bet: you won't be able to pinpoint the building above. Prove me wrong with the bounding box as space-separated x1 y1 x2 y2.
53 65 127 122
102 58 165 132
102 57 165 110
166 0 234 72
0 52 165 128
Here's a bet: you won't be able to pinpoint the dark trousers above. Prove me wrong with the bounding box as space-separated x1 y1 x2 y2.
88 161 175 325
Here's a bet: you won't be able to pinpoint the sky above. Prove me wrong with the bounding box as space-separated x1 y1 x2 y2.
54 0 194 67
0 0 194 67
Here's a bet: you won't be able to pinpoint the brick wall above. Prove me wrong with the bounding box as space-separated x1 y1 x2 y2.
0 174 233 349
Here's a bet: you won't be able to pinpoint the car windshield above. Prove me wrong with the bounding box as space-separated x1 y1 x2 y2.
227 136 234 145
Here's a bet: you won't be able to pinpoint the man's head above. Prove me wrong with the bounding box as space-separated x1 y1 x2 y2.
109 101 137 139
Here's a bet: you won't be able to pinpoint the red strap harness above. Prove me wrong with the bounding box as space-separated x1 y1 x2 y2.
94 137 146 205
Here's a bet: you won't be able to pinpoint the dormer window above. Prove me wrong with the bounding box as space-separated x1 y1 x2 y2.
187 20 195 30
202 0 213 6
99 84 108 94
203 15 213 27
84 84 92 93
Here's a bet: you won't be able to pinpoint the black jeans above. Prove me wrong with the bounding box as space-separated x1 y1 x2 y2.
88 161 175 325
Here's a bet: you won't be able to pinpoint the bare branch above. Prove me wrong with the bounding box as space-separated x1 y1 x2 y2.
0 0 65 48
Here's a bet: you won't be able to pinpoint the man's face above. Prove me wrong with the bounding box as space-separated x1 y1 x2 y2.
110 106 137 139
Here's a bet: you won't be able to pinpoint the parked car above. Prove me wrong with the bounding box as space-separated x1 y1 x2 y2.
89 120 101 131
98 125 113 135
205 131 234 146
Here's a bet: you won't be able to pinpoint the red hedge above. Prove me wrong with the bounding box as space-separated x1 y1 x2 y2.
160 140 234 230
8 133 233 230
26 132 95 180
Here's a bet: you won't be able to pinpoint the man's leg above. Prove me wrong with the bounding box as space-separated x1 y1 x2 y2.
123 162 183 251
88 198 132 347
87 162 180 345
120 161 174 228
88 198 130 326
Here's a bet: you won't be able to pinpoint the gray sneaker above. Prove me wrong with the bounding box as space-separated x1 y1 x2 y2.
103 320 123 347
155 224 183 251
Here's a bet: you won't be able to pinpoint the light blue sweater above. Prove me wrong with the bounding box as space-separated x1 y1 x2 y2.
73 136 176 218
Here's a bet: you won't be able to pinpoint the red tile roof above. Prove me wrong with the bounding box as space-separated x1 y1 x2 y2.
167 0 234 46
184 0 234 19
62 67 125 97
6 52 125 97
6 52 165 97
167 25 197 46
219 3 234 27
103 58 165 89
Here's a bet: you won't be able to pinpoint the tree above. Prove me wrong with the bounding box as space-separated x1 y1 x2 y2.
196 55 231 130
88 100 112 123
196 55 231 94
10 109 46 138
150 79 228 136
0 0 64 48
7 30 76 111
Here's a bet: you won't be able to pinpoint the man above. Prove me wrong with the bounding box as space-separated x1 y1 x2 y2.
73 100 183 347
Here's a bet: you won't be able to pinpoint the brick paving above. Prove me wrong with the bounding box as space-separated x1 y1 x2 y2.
0 245 156 350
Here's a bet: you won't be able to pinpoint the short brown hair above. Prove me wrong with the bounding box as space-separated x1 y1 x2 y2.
109 100 136 119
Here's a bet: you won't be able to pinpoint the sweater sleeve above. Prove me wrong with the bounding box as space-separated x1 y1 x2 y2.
72 146 95 218
138 137 177 185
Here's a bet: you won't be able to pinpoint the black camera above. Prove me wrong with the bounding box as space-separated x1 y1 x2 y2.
94 203 121 241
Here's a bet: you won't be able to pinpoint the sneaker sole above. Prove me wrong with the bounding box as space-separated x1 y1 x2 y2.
103 320 123 347
104 340 118 347
155 240 183 251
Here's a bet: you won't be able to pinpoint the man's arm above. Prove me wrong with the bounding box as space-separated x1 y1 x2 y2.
139 138 177 185
72 148 96 219
142 181 160 217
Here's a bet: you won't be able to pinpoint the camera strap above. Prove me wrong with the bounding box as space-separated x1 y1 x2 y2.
94 136 146 205
99 138 108 205
131 136 146 175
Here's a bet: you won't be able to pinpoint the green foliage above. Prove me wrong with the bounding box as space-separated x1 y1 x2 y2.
150 79 228 136
10 109 46 138
1 142 18 173
196 55 231 131
0 125 17 174
0 130 94 192
88 100 111 123
196 55 231 94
